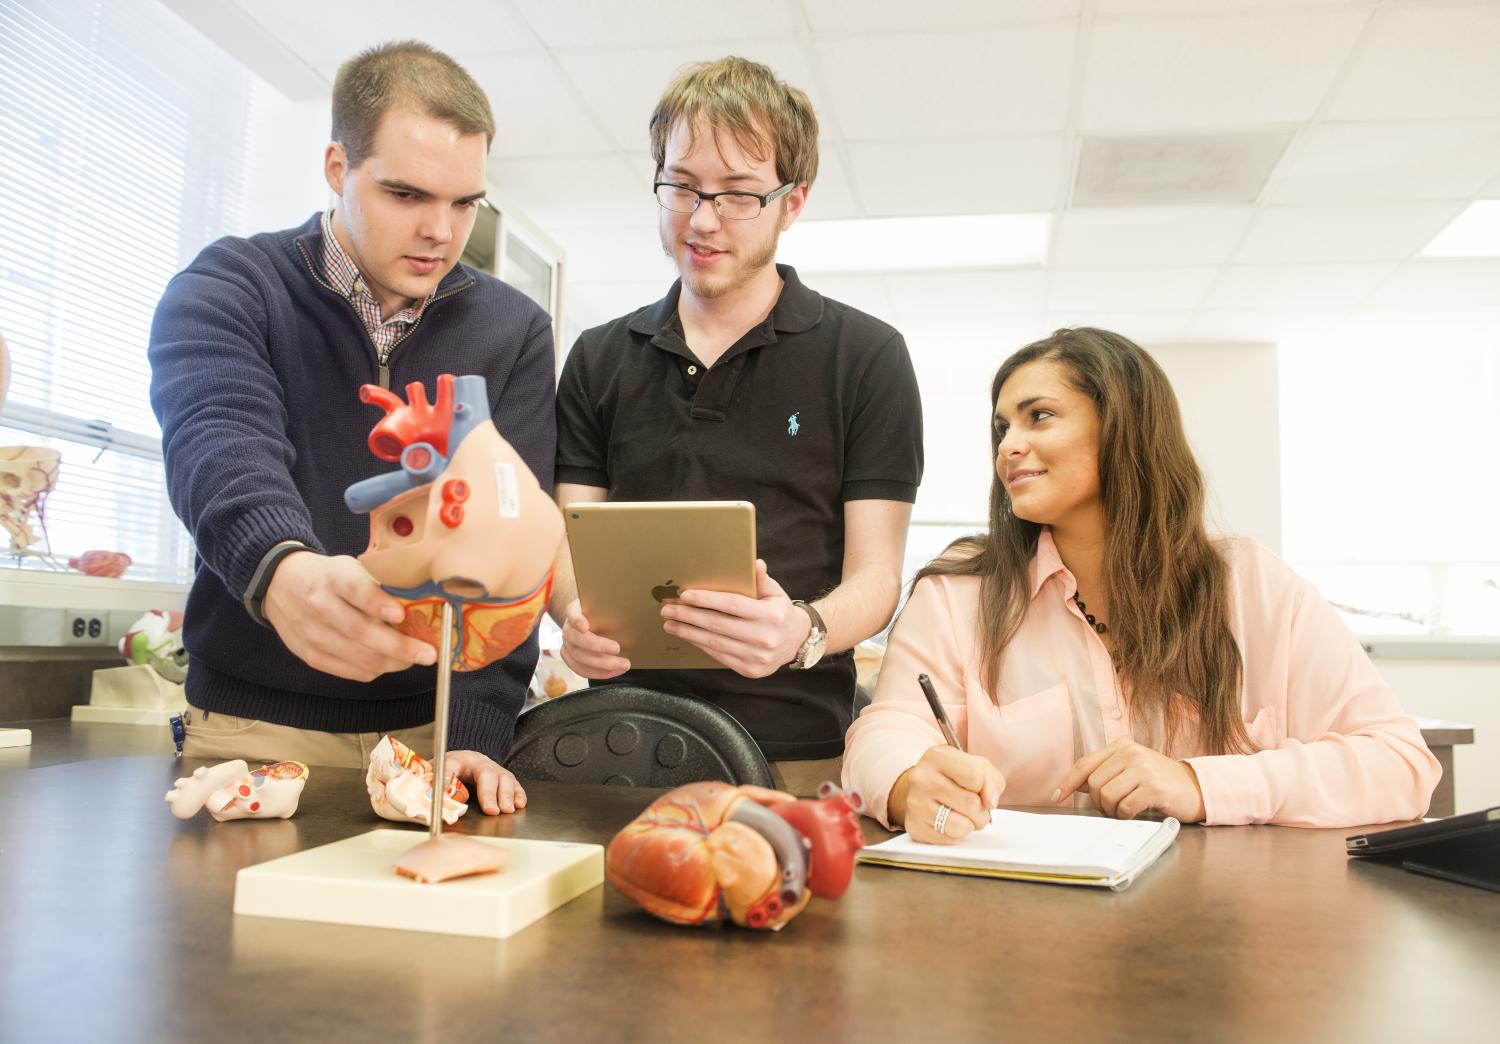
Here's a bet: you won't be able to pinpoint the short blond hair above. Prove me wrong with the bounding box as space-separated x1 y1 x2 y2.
649 56 818 187
332 41 494 166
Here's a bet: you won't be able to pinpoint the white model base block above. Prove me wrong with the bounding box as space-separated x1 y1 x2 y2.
233 829 604 939
0 728 30 748
87 663 185 709
71 705 179 726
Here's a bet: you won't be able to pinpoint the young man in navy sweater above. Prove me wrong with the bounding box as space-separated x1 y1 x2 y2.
149 42 553 815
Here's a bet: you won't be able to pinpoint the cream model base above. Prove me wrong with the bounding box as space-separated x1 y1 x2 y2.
71 705 180 725
88 663 185 708
0 728 30 748
233 829 604 939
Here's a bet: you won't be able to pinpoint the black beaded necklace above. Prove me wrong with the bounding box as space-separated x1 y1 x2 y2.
1072 591 1108 634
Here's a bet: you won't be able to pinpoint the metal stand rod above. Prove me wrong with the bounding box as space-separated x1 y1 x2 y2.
428 599 456 840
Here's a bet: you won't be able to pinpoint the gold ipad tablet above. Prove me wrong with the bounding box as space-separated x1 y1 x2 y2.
564 501 757 670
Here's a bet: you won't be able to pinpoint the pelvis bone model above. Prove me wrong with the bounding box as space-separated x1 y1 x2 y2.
344 374 564 670
606 781 865 930
165 760 309 821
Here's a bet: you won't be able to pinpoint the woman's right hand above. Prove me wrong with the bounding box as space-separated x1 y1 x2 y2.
558 598 631 679
887 746 1005 845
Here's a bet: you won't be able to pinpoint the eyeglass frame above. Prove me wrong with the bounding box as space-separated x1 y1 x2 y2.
652 179 796 219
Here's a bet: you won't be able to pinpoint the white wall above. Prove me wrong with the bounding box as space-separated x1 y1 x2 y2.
1376 658 1499 816
240 88 330 237
1148 342 1282 553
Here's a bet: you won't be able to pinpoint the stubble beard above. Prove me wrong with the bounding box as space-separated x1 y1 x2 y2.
664 223 782 301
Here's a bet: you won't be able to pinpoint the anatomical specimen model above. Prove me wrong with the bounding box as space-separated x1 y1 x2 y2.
166 760 309 821
607 781 865 930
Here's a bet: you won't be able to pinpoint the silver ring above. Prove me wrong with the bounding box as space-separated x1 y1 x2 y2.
933 803 951 836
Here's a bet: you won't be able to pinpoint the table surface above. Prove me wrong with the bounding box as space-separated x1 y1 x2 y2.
1 734 1498 1043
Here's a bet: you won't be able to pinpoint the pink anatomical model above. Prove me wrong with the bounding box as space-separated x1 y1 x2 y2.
166 760 309 821
344 374 563 670
393 834 509 884
606 780 865 930
366 734 470 827
69 549 132 577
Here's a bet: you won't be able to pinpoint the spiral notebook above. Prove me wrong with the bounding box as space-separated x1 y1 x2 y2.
857 809 1180 891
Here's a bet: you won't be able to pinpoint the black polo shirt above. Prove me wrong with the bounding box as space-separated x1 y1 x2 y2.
555 264 923 760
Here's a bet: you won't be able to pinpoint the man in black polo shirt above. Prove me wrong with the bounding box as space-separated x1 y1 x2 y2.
551 57 923 796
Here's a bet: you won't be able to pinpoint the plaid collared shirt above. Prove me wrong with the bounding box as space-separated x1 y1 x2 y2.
319 209 428 361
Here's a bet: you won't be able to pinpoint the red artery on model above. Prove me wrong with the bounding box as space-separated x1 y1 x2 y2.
360 376 456 461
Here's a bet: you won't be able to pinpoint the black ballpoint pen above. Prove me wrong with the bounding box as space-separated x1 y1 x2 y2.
918 672 964 752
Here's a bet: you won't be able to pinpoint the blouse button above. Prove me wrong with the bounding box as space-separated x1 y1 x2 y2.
687 365 698 375
1111 708 1122 720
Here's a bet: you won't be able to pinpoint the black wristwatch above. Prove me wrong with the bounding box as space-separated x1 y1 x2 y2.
787 600 828 670
243 541 314 628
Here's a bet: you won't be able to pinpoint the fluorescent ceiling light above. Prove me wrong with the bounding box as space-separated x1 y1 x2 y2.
1420 200 1500 258
778 213 1049 274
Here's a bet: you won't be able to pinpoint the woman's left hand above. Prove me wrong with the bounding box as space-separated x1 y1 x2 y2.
1052 738 1206 822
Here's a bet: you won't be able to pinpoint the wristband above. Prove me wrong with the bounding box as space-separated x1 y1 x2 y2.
243 541 314 628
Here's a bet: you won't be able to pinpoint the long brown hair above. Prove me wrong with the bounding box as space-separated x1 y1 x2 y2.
917 328 1250 755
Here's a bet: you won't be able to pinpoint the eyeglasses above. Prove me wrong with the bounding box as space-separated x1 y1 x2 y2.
653 180 795 221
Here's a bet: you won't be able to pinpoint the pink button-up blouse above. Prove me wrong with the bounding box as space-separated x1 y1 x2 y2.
843 530 1439 829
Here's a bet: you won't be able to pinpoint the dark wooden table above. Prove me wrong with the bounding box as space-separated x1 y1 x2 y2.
1 748 1497 1043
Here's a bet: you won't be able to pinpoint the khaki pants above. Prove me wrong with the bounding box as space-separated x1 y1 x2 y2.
768 756 844 799
181 707 435 769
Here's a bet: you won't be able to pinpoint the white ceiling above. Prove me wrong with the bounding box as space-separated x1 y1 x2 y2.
216 0 1500 357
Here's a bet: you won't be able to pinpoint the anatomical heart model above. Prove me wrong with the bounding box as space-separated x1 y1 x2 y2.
607 781 865 930
345 373 563 670
166 760 309 821
346 374 561 884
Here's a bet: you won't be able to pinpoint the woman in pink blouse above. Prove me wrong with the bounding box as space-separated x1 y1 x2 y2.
843 328 1438 839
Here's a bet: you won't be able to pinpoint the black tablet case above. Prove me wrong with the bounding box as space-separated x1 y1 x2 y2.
1347 807 1500 893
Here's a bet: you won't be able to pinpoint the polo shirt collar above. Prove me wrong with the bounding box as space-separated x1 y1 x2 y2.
626 263 825 338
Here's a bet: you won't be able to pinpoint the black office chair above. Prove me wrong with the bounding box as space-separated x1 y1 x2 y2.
505 686 776 788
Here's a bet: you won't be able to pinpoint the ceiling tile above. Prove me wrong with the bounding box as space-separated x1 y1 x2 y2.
1375 260 1500 308
1049 268 1217 312
1080 11 1368 132
848 137 1067 216
804 0 1080 34
232 0 542 67
465 55 611 157
1043 311 1194 344
514 0 801 49
1096 0 1373 11
1327 5 1500 120
493 155 652 230
800 148 863 221
815 26 1075 140
886 271 1048 315
1203 264 1395 309
1268 121 1500 204
1234 202 1465 264
1053 206 1255 267
555 41 825 152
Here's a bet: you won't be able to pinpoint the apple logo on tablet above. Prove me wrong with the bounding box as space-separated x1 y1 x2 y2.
651 579 681 604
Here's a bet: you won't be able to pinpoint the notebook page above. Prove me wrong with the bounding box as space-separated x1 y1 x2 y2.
866 809 1173 875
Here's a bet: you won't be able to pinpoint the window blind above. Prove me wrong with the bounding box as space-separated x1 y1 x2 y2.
0 0 260 582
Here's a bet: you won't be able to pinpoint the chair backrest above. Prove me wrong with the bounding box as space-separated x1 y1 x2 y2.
505 686 776 788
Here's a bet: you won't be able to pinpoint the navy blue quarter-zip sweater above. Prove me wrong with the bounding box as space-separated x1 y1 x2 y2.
148 213 556 762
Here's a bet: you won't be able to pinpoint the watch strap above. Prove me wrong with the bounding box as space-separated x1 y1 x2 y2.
789 599 828 669
243 541 314 628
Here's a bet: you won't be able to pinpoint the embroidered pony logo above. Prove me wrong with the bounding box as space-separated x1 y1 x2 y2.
788 412 800 437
